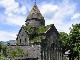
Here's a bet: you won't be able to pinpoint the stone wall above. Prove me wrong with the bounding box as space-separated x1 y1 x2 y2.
11 45 41 60
17 27 29 45
25 19 45 28
41 24 63 60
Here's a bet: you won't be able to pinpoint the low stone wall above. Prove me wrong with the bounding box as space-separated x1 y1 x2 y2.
10 45 41 60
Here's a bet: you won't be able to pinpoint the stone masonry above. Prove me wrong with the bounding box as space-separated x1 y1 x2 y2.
11 3 63 60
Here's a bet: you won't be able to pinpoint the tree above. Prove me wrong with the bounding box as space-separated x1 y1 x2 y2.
7 46 28 59
69 23 80 60
7 43 10 46
2 46 7 57
0 41 2 52
56 23 80 60
13 41 17 45
59 32 69 54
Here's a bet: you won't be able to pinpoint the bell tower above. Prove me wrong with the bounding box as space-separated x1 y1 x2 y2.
25 4 45 27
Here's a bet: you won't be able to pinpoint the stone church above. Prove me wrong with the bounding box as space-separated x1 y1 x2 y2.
13 3 63 60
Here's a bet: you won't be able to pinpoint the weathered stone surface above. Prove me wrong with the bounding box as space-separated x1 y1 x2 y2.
11 45 41 59
26 4 44 20
41 24 63 60
25 4 45 27
16 26 29 45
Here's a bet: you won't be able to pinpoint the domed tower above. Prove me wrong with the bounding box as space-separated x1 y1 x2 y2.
25 4 45 27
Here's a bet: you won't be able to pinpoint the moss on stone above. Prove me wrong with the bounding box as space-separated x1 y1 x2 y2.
24 25 51 34
23 25 51 43
30 36 46 42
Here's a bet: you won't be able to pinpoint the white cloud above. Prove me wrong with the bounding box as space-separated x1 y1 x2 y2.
0 0 27 15
71 13 80 20
0 0 19 13
40 4 59 15
5 15 26 26
0 31 17 42
0 0 27 41
20 6 27 14
0 0 28 26
40 0 77 33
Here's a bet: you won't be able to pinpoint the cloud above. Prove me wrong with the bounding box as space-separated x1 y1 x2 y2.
41 4 59 15
0 31 17 42
40 0 77 33
0 0 27 15
40 4 59 19
20 6 27 14
0 0 27 26
0 14 26 41
71 13 80 20
5 15 26 26
0 0 28 41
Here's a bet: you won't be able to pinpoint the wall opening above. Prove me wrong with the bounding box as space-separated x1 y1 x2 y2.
20 39 21 43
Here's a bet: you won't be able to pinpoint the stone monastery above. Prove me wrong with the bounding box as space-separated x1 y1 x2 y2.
12 3 63 60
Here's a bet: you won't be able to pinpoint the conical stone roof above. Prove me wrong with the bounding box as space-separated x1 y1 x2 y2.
27 4 44 20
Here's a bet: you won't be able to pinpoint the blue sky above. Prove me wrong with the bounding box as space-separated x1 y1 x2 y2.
0 0 80 41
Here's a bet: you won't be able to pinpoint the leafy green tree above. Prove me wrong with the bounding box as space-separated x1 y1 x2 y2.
7 42 10 46
59 32 69 53
59 23 80 60
7 46 28 59
0 55 8 60
0 41 2 52
2 46 7 57
69 23 80 60
13 41 17 45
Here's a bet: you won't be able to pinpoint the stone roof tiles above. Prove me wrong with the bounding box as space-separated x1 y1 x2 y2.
26 4 44 20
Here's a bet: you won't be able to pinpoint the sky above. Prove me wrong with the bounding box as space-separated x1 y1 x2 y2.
0 0 80 41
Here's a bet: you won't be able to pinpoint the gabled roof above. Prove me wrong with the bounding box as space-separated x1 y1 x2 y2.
26 4 44 20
